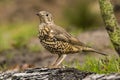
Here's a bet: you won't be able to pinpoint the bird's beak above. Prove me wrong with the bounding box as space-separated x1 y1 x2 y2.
36 13 39 16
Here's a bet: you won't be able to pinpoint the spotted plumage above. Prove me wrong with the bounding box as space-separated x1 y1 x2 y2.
36 11 107 68
38 24 79 55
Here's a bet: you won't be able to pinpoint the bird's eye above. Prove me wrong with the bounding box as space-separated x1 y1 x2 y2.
46 14 49 16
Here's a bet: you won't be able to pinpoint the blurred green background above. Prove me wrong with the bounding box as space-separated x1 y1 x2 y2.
0 0 104 51
0 0 120 69
0 0 120 51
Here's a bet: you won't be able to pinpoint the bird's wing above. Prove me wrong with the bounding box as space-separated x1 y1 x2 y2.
50 25 85 46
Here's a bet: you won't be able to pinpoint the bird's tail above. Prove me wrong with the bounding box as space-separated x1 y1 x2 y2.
82 47 108 56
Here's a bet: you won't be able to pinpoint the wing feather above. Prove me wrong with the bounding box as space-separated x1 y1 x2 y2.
50 25 85 46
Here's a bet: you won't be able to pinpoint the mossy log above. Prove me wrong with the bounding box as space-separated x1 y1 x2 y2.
99 0 120 56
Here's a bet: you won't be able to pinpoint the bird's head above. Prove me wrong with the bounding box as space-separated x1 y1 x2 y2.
36 11 54 24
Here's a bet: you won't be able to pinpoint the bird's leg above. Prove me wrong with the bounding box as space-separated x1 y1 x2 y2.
53 54 67 67
51 54 61 66
48 54 67 68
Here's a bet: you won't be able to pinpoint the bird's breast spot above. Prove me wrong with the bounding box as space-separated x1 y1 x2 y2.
49 34 54 38
50 30 53 33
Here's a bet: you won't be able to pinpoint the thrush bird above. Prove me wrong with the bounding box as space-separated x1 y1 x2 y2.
36 11 107 68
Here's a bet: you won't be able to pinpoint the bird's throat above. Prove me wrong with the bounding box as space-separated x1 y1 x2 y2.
40 17 54 24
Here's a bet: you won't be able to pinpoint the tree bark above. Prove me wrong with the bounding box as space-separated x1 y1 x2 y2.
0 68 120 80
99 0 120 56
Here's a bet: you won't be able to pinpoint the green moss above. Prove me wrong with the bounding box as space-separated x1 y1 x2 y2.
110 30 120 45
99 0 120 55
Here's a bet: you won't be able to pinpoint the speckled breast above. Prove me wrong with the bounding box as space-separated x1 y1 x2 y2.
38 26 79 54
41 40 79 55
